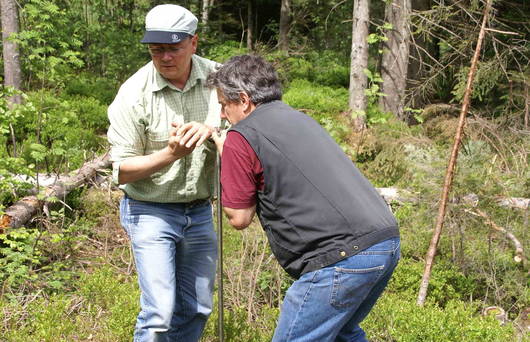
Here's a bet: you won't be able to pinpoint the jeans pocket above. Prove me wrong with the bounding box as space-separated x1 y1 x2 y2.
330 261 385 309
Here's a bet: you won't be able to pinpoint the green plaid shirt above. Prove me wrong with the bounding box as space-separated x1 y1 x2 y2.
107 55 222 203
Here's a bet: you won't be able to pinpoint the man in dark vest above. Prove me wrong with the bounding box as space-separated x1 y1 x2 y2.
207 55 400 342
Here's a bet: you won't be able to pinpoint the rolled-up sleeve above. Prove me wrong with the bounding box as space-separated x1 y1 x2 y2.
107 92 147 184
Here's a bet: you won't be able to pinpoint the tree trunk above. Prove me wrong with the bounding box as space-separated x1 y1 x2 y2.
1 0 23 157
348 0 370 131
247 0 254 50
1 0 22 100
201 0 214 28
407 0 435 109
279 0 291 52
379 0 411 121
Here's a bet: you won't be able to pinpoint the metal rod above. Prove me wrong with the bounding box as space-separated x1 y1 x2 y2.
216 151 224 342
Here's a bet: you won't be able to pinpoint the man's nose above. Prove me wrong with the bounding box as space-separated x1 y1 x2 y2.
161 51 174 60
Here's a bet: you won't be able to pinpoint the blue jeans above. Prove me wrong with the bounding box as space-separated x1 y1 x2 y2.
272 237 400 342
120 195 217 342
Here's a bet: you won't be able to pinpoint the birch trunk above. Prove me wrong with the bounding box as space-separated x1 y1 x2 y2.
1 0 22 99
348 0 370 131
279 0 291 52
379 0 411 121
201 0 214 28
247 0 254 50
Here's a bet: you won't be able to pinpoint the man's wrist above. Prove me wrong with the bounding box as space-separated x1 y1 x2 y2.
162 145 183 162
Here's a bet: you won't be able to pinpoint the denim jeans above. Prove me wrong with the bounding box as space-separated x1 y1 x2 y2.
272 237 400 342
120 195 217 342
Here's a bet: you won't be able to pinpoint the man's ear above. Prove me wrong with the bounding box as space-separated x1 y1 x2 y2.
240 92 252 112
190 34 198 53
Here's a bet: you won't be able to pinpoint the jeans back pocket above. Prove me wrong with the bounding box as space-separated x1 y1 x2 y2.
330 258 386 309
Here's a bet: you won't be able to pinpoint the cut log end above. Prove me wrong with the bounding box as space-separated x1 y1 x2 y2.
0 215 12 230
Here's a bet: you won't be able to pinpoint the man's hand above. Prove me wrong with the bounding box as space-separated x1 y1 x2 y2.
223 205 256 230
168 123 196 159
173 121 213 148
167 121 214 158
118 122 212 185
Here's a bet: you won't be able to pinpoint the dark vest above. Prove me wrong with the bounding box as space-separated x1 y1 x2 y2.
231 101 399 279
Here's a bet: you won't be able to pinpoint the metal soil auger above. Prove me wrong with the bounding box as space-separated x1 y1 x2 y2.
216 151 224 342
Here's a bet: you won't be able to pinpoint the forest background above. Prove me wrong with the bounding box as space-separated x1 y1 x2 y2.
0 0 528 341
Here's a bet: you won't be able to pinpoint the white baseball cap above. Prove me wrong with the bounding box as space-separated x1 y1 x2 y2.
141 4 198 44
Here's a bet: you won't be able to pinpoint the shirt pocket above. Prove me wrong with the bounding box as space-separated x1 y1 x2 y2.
145 130 170 155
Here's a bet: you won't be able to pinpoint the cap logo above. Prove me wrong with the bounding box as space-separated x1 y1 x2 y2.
171 34 181 42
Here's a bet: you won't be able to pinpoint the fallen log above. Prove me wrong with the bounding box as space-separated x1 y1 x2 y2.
7 173 529 210
376 187 418 204
1 164 526 230
0 153 111 230
376 187 529 210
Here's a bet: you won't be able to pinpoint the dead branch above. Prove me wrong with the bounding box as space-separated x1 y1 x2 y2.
0 153 111 230
495 197 529 210
465 209 527 267
377 187 529 210
524 83 530 129
417 0 493 306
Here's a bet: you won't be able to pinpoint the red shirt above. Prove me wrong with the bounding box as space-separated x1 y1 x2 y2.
221 131 264 209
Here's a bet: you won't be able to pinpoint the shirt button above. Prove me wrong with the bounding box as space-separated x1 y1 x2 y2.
340 251 346 257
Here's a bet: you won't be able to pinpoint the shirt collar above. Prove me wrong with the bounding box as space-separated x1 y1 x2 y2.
150 55 207 93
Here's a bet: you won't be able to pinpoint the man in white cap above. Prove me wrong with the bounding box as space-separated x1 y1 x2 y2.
107 4 221 341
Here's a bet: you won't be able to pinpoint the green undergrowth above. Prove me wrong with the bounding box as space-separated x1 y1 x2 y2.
364 293 518 341
0 266 139 342
0 255 522 341
283 79 354 155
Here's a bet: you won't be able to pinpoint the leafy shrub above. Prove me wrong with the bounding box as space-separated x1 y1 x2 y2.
0 157 34 206
364 293 517 341
0 228 43 291
388 258 477 306
283 79 352 152
360 145 407 187
65 73 120 106
15 90 107 171
17 0 84 88
352 121 420 186
64 95 109 133
89 29 148 83
0 219 88 296
203 40 248 63
279 50 350 88
283 79 348 114
0 87 30 141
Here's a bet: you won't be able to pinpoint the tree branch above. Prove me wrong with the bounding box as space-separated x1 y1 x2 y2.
465 209 527 266
417 0 493 306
